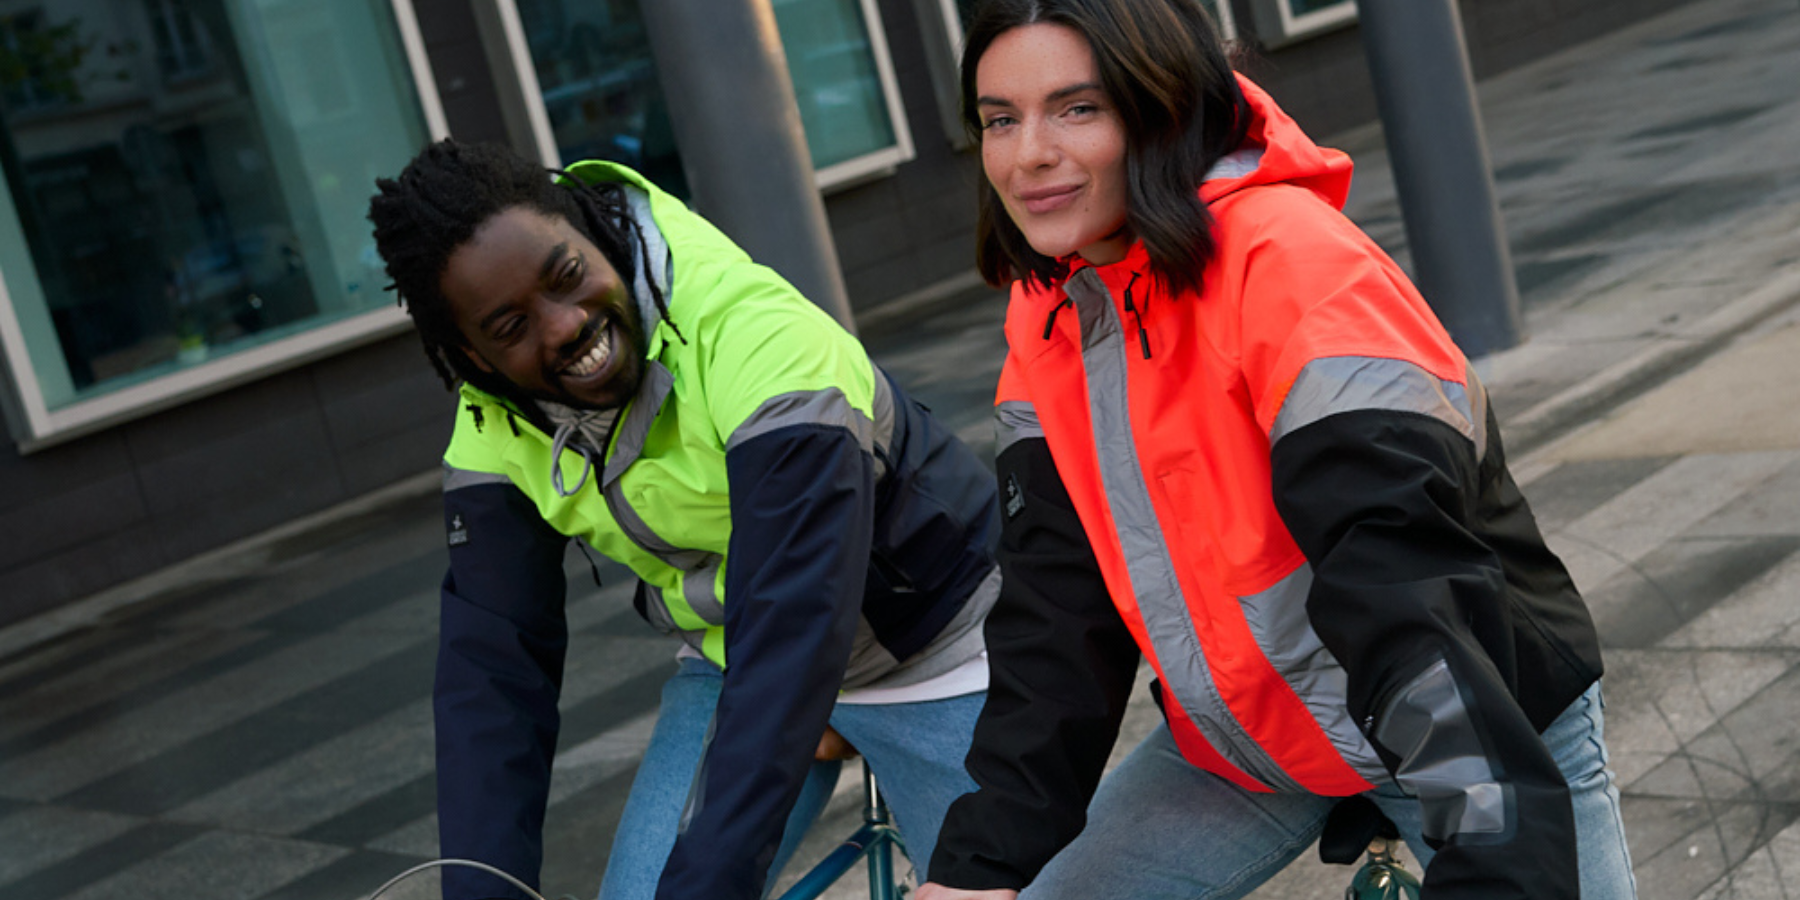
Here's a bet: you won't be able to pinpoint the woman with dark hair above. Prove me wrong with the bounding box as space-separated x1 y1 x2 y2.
918 1 1635 898
368 140 1000 900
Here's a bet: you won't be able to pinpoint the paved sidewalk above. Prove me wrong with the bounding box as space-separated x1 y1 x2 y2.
1 0 1797 898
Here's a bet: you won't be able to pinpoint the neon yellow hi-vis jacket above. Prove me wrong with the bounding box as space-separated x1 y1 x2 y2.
431 161 998 900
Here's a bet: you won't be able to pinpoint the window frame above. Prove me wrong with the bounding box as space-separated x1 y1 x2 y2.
494 0 915 193
1246 0 1357 49
0 0 449 451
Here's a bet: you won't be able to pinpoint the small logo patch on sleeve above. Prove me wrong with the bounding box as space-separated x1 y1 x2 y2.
1004 473 1026 519
447 513 470 547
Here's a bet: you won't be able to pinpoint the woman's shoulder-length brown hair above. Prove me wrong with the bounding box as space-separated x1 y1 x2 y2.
960 0 1250 298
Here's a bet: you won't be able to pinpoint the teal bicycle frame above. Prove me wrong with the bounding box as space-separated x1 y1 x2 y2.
366 759 909 900
775 761 909 900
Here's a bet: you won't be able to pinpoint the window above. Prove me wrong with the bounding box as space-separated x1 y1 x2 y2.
508 0 912 193
771 0 913 187
0 0 442 447
143 0 211 81
1246 0 1356 48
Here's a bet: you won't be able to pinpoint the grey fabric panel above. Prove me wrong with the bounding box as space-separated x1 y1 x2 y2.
839 617 902 691
620 184 674 331
1237 565 1391 784
725 387 874 454
1203 147 1265 181
994 400 1044 455
1069 268 1117 351
680 555 726 626
1270 357 1479 449
1374 657 1510 842
442 463 512 493
1466 362 1490 465
602 361 675 486
641 583 681 634
844 564 1001 691
870 367 896 476
1070 270 1301 793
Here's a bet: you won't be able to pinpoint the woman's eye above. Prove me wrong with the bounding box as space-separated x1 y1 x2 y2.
558 258 582 289
981 115 1015 130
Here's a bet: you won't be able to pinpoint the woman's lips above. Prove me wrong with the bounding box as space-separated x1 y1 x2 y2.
1018 184 1082 215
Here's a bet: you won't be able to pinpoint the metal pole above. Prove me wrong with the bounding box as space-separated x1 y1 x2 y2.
1357 0 1522 358
638 0 857 332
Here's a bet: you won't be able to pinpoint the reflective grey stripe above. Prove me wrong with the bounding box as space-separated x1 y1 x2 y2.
869 369 895 481
603 360 675 485
1374 657 1509 842
1067 267 1302 793
640 585 681 633
1271 357 1489 464
725 387 874 454
994 400 1043 455
1237 565 1390 785
680 556 726 625
443 463 512 493
594 360 727 619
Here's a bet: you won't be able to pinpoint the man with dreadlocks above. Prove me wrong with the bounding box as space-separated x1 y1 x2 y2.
368 140 999 900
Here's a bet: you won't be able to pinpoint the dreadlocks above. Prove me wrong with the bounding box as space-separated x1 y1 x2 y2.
368 139 678 404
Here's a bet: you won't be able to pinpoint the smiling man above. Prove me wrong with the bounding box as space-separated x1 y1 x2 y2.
368 140 1000 900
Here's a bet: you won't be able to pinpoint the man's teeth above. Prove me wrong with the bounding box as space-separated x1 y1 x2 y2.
563 327 613 377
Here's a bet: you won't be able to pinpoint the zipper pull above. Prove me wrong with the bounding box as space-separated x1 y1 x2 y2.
1042 296 1073 340
1124 283 1151 360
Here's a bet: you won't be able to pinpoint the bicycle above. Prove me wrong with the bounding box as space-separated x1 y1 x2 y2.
365 758 910 900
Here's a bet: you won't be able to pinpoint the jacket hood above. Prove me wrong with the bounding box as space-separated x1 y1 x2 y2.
561 160 673 338
1201 75 1353 210
1056 75 1354 284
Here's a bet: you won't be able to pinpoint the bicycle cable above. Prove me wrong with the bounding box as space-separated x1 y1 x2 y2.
365 857 577 900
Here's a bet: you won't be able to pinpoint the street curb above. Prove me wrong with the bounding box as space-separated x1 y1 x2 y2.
1501 265 1800 459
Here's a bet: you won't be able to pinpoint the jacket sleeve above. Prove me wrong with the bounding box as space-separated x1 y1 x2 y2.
929 425 1140 891
1271 405 1578 900
434 475 571 900
652 422 874 900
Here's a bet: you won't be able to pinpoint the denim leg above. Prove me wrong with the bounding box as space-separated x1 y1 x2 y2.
1368 681 1637 899
1020 724 1335 900
827 690 985 881
597 657 837 900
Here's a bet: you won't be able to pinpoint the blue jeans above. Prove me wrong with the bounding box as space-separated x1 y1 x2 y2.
1022 681 1636 900
597 657 984 900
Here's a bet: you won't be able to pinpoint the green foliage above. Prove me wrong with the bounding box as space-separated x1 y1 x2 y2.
0 14 95 106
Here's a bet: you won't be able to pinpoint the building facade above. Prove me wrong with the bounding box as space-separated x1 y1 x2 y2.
0 0 1687 626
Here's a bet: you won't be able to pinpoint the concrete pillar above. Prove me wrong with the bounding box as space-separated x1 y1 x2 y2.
1358 0 1522 358
639 0 856 332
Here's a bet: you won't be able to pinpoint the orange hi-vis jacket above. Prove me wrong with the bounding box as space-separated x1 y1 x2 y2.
989 78 1595 797
937 74 1602 897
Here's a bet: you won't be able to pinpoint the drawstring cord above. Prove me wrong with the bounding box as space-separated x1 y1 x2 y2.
1038 272 1150 359
1123 271 1151 359
1041 296 1074 340
549 421 596 497
546 405 623 497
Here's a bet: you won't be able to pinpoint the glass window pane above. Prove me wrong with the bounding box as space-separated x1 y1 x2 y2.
1288 0 1352 17
517 0 687 196
771 0 895 169
0 0 430 410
